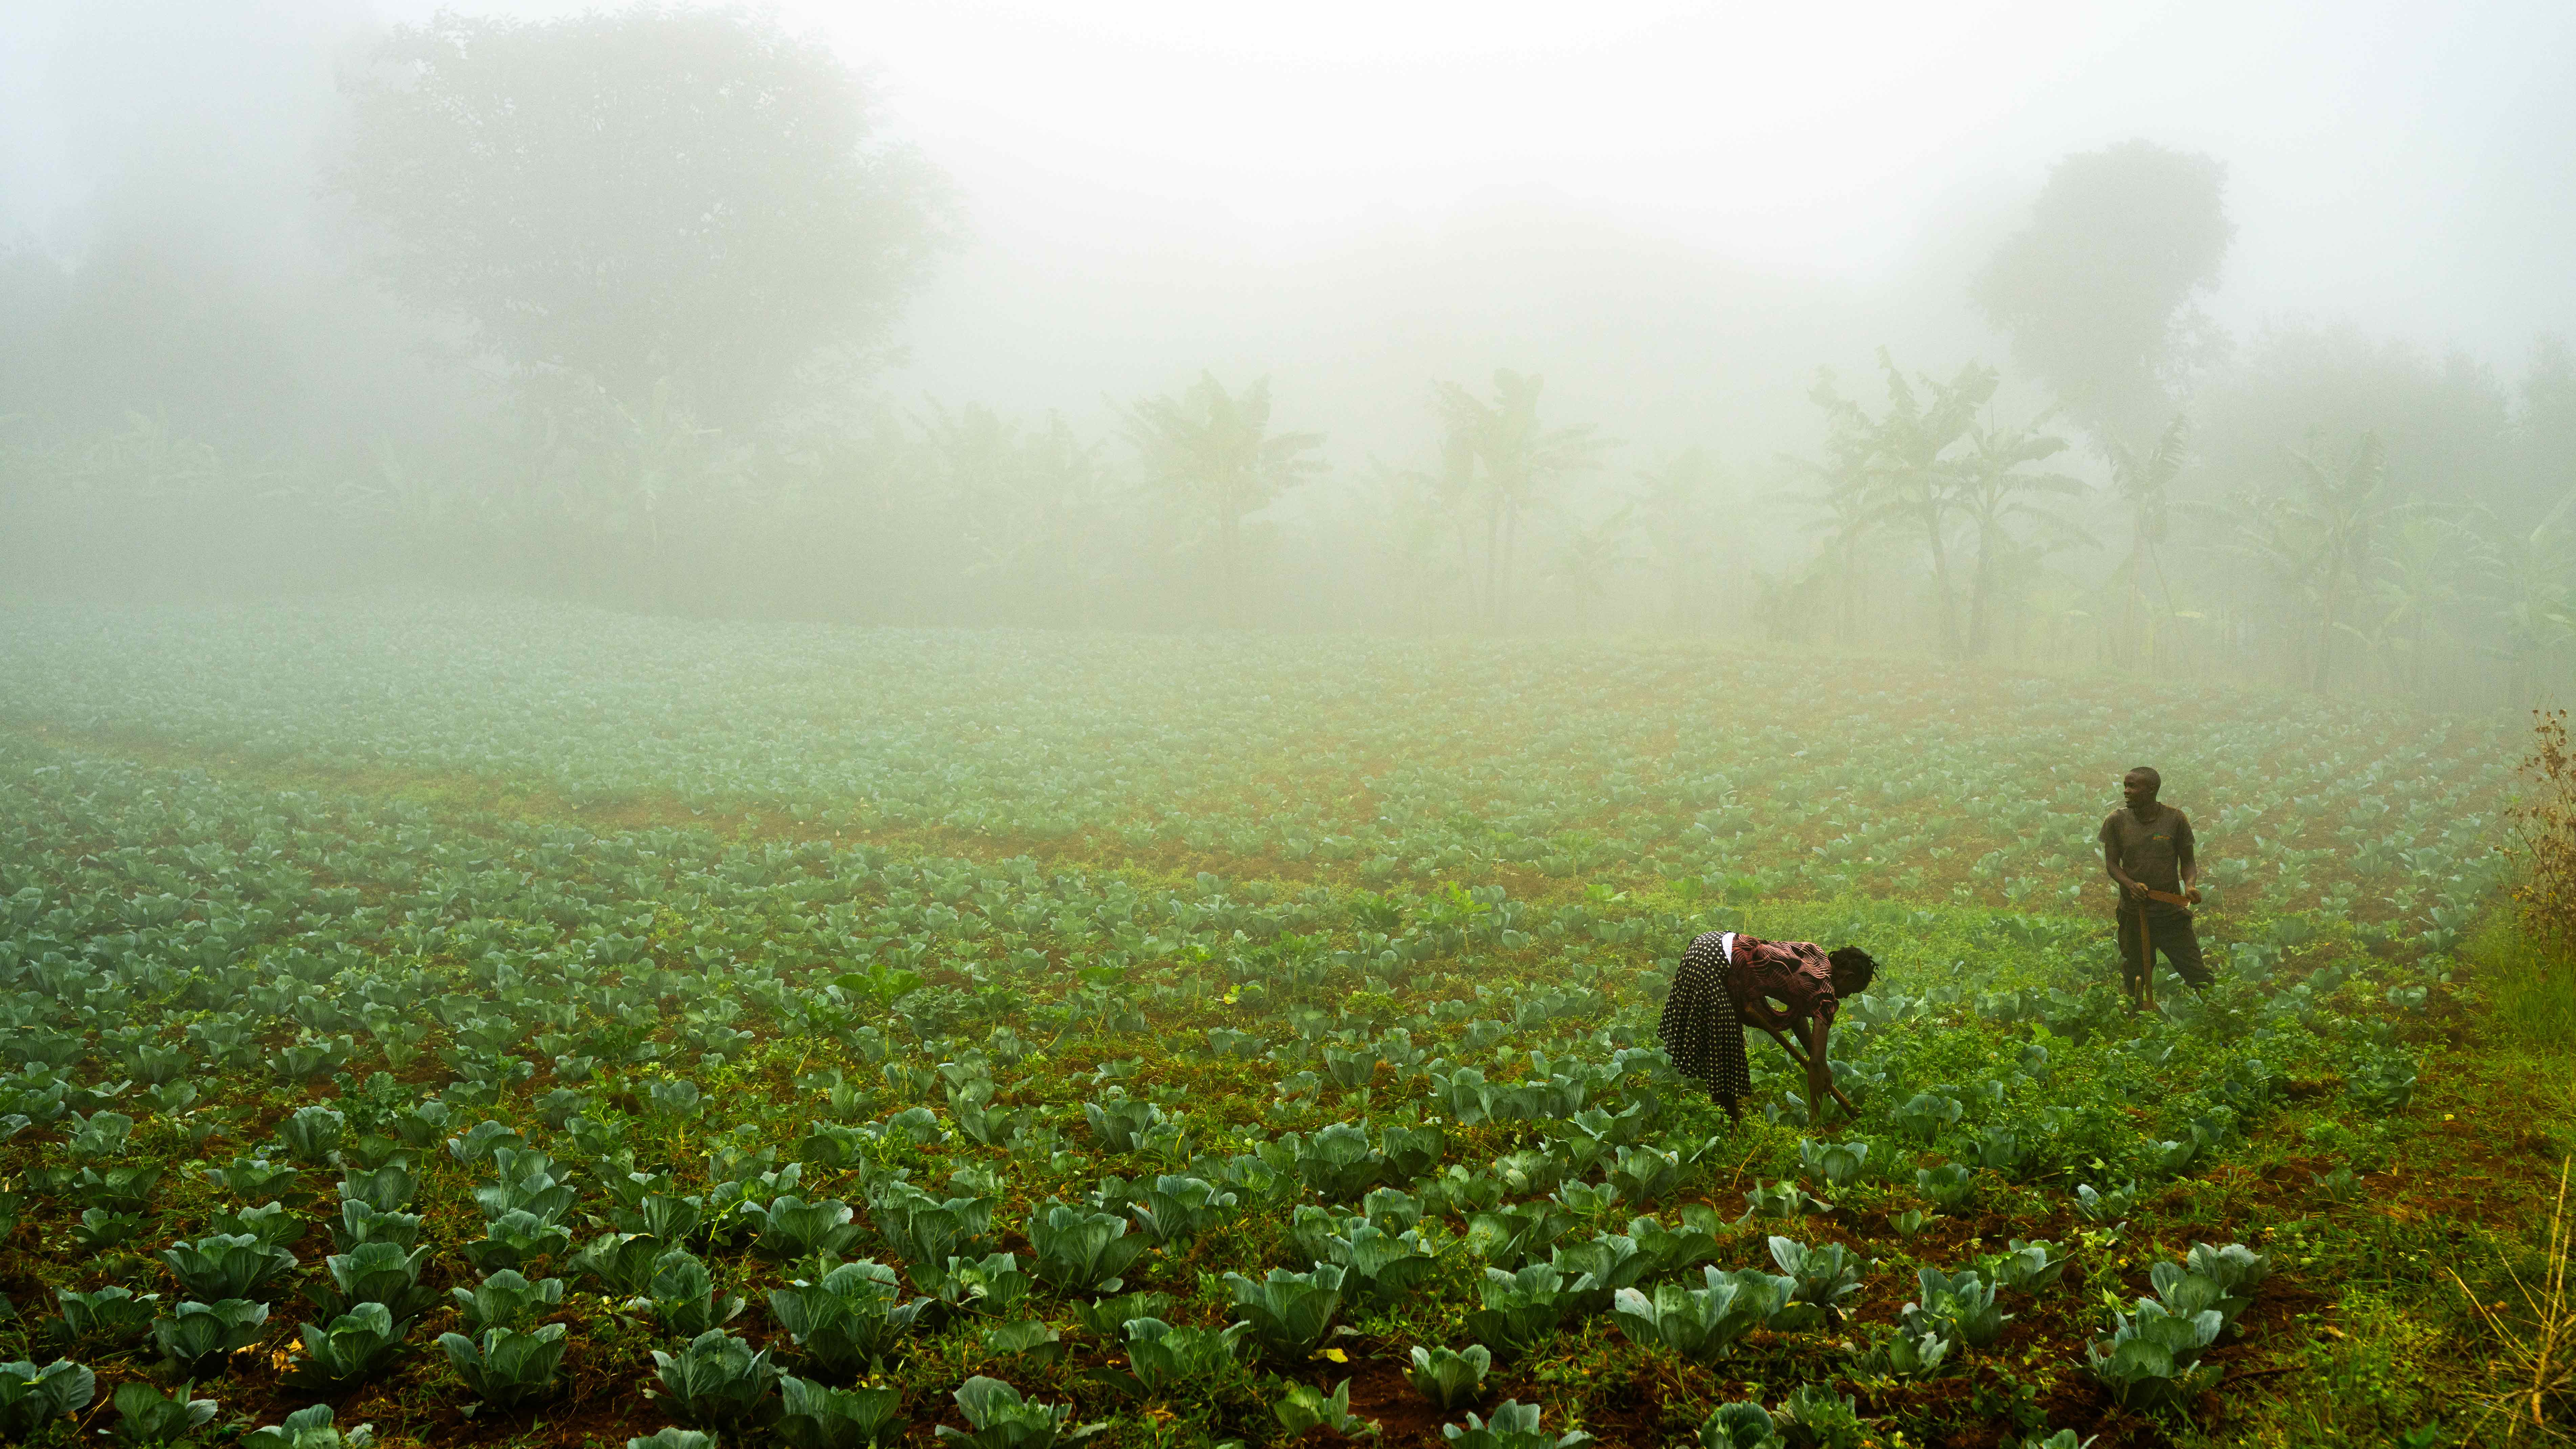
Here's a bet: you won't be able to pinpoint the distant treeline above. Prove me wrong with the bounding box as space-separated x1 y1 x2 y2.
0 7 2568 711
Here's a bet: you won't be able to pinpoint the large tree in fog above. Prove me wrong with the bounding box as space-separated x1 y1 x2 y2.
1973 140 2233 447
339 8 953 425
1122 373 1325 628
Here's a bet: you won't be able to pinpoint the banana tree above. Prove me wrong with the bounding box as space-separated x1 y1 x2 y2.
2100 415 2188 665
1542 508 1634 636
2233 430 2392 692
1950 409 2089 658
1628 448 1735 633
918 401 1109 628
1121 373 1325 629
1785 404 1882 649
1430 369 1611 633
2475 488 2576 707
1810 350 1995 658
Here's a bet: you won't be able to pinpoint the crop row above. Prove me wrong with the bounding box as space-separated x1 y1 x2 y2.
0 601 2512 925
0 714 2450 1445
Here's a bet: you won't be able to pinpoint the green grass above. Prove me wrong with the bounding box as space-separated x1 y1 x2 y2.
2473 914 2576 1048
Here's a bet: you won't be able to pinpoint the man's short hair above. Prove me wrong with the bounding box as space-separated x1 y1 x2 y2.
2128 766 2162 792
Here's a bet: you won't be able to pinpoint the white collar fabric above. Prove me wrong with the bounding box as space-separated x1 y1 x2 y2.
1719 931 1736 963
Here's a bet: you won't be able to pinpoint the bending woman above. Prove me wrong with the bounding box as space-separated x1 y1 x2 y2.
1656 930 1879 1121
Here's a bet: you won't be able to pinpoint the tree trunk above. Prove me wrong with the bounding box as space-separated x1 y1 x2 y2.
1924 511 1960 658
2312 571 2342 693
1837 538 1859 647
1219 489 1242 630
2118 534 2146 661
1481 503 1503 633
1966 517 1996 658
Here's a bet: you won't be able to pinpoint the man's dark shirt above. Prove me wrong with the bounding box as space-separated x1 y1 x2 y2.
2099 804 2196 897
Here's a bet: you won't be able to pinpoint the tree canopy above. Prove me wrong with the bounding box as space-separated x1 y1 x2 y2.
1973 139 2233 447
339 7 956 425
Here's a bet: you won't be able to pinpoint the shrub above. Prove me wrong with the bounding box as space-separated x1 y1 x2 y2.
2508 709 2576 963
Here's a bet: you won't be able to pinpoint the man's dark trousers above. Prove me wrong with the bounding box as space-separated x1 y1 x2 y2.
2116 900 2211 991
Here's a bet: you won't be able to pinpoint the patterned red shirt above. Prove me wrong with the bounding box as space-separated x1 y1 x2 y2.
1657 928 1839 1106
1723 933 1840 1032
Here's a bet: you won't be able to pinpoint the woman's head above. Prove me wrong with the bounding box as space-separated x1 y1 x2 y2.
1827 946 1880 996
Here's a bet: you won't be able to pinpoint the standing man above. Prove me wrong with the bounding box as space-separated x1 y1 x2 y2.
2099 766 2212 1005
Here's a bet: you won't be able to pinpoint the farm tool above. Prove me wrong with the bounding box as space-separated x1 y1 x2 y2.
2129 886 2196 1012
1753 1022 1861 1121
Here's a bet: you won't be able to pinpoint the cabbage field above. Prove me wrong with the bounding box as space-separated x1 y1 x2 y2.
0 600 2540 1449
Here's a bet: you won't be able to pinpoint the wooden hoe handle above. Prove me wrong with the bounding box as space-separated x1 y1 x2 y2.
1756 1022 1862 1121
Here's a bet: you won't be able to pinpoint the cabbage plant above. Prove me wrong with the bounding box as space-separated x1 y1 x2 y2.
1406 1343 1490 1410
933 1376 1104 1449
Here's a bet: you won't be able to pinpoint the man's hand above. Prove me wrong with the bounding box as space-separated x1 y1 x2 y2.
2125 879 2149 900
2184 887 2203 905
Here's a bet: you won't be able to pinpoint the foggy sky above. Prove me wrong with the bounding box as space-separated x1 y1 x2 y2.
4 0 2572 466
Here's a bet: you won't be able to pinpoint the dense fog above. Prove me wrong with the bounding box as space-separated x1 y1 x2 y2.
2 0 2571 707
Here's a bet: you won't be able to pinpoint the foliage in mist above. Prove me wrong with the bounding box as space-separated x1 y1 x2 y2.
0 4 2568 712
1972 140 2235 448
1121 375 1326 630
1429 370 1614 633
338 6 957 425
